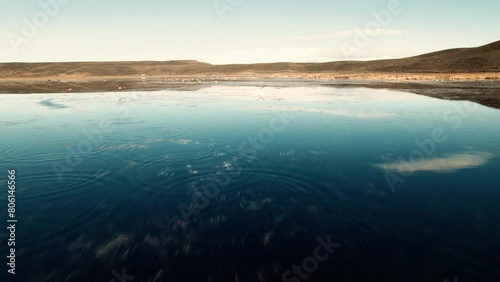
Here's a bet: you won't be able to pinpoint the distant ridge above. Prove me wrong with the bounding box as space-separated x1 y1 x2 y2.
211 40 500 74
1 40 499 77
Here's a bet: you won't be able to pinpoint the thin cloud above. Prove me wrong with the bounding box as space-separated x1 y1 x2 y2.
276 29 404 41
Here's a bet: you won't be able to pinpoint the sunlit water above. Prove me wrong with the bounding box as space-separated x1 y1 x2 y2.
1 86 499 282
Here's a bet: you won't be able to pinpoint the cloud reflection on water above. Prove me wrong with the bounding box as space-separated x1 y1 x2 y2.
374 152 494 173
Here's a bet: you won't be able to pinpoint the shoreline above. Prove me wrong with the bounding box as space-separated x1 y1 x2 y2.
1 73 500 110
2 72 500 82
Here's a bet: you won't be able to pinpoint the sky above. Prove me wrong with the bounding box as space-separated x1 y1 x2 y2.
0 0 499 64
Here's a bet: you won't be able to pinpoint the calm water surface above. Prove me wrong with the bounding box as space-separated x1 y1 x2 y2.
0 86 499 282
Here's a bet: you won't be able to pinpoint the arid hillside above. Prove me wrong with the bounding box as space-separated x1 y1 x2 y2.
1 41 499 78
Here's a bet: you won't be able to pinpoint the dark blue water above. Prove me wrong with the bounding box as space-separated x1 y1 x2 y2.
1 86 499 282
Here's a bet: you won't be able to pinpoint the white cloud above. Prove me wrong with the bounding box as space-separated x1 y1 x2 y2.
206 46 331 64
276 29 404 41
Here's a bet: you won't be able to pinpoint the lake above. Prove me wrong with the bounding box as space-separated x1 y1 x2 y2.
1 85 499 282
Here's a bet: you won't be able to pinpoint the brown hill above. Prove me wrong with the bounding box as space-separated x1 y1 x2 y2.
0 40 499 78
212 40 500 74
0 60 212 78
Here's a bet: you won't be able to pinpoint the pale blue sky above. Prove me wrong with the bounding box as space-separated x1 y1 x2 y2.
0 0 499 63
